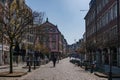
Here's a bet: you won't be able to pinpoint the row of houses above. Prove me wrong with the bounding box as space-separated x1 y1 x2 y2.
0 0 68 65
84 0 120 73
68 0 120 74
68 39 86 60
0 0 32 65
27 18 68 59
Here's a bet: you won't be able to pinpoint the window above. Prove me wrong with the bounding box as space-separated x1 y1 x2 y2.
111 26 117 36
1 0 5 4
102 15 105 26
105 0 109 4
102 0 105 8
52 42 56 50
101 17 104 27
97 21 99 31
108 10 111 22
110 8 113 20
105 13 108 25
52 35 56 41
50 28 56 32
113 4 117 19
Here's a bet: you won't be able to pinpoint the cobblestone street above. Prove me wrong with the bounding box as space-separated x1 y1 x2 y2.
0 58 120 80
18 58 107 80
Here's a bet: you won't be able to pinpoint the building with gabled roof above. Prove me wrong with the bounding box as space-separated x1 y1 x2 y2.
34 18 68 59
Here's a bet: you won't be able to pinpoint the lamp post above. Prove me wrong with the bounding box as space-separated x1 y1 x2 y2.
117 0 120 72
28 57 31 72
33 51 36 70
90 42 95 73
28 51 31 72
2 24 3 65
108 48 112 80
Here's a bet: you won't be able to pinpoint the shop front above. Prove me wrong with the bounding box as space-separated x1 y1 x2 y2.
0 44 9 65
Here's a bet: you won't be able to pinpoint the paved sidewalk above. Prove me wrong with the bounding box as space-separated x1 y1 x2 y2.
0 64 18 69
18 58 107 80
0 63 28 80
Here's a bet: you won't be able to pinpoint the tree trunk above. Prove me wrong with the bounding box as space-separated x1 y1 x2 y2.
9 42 13 73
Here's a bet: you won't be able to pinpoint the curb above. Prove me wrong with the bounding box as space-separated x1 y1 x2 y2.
22 66 40 69
94 72 120 78
0 66 9 69
0 65 18 69
94 72 108 78
0 72 27 77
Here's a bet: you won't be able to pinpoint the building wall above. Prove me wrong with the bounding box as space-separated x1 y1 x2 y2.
0 0 10 65
0 0 33 65
85 0 120 67
35 20 66 55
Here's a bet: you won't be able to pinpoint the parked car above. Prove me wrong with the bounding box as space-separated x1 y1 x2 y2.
70 57 81 65
44 56 49 64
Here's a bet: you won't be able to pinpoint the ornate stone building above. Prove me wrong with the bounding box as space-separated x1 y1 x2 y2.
34 18 67 58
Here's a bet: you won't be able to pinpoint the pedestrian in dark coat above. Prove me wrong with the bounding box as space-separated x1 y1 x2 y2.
51 53 57 67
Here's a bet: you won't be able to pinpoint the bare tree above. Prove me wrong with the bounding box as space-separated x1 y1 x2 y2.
0 0 33 73
33 11 45 25
33 11 45 48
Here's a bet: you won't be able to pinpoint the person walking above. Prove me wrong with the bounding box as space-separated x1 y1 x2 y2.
51 53 57 67
90 61 96 73
57 55 59 63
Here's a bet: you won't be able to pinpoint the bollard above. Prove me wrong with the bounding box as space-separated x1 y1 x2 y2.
90 64 94 73
34 59 36 70
28 59 31 72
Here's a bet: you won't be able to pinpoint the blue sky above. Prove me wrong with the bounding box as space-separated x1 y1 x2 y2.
26 0 91 45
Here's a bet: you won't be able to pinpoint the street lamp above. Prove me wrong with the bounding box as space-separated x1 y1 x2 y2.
108 48 112 80
28 51 31 72
116 0 120 76
28 59 31 72
33 51 36 70
91 40 96 73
